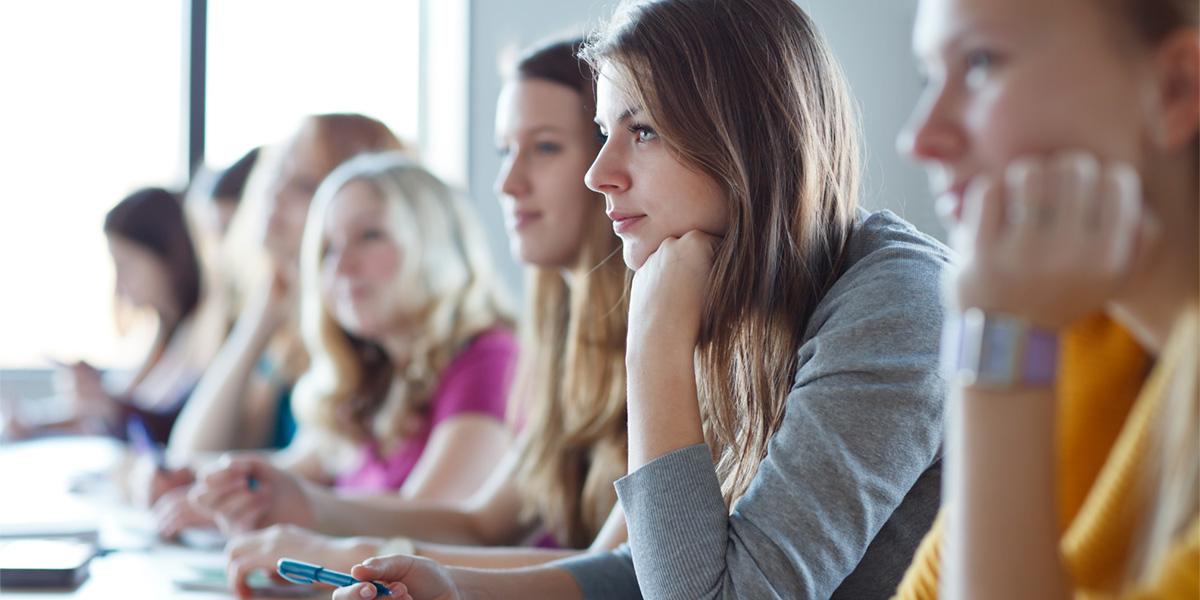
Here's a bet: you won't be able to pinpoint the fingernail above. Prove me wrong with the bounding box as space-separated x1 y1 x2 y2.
359 583 375 598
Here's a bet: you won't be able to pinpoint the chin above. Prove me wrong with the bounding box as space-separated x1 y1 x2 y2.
622 245 648 271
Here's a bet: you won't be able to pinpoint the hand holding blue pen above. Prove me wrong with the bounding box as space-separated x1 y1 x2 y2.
277 558 392 596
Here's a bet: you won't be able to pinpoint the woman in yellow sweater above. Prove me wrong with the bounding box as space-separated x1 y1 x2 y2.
898 0 1198 597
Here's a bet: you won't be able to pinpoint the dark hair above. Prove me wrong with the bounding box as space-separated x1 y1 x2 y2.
104 187 203 336
516 37 598 127
211 146 261 203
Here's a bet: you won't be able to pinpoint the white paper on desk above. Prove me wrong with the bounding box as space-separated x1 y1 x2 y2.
174 565 314 597
177 527 226 551
0 494 100 543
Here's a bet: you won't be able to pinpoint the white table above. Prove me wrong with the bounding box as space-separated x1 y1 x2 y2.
0 437 321 599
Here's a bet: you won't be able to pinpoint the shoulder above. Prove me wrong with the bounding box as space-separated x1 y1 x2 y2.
448 328 518 372
428 328 518 421
806 209 952 342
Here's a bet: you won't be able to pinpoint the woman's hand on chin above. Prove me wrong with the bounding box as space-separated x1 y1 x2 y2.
627 230 720 358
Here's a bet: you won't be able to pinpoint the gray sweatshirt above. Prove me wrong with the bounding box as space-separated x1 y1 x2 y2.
556 209 952 599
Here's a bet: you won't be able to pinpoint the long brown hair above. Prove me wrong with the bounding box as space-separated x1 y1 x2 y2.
583 0 861 505
506 39 630 548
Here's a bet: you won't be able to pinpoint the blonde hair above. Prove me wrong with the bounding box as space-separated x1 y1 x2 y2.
503 38 630 549
583 0 861 506
292 152 513 449
219 114 412 382
1135 306 1199 582
1096 0 1200 584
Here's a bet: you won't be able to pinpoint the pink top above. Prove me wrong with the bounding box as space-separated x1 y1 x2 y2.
334 329 517 493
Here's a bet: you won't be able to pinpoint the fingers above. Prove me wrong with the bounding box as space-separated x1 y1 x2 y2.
1003 158 1048 249
333 582 388 600
958 174 1002 254
213 489 269 535
191 457 268 516
226 537 274 600
1101 161 1146 282
351 555 418 584
1047 152 1100 233
153 489 209 539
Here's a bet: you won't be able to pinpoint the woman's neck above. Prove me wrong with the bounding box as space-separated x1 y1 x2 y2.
1109 154 1199 354
377 328 415 371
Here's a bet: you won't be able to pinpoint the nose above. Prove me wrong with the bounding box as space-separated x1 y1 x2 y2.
331 246 357 278
585 140 630 195
494 152 529 199
897 83 965 163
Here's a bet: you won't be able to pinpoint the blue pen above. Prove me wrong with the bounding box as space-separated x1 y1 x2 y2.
126 414 166 470
277 558 392 596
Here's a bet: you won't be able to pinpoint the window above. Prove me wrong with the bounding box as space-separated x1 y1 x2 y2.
0 0 422 370
0 0 185 368
205 0 420 166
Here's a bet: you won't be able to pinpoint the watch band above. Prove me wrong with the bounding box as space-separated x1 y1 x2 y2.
944 308 1059 389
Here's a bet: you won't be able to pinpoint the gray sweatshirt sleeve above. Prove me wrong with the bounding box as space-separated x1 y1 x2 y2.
559 213 949 599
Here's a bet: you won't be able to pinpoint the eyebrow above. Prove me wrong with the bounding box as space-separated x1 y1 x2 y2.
496 125 566 144
594 106 641 129
525 125 566 135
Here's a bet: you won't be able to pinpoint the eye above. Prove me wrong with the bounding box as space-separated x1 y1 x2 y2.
320 242 337 263
534 141 562 154
964 49 1000 88
629 124 658 143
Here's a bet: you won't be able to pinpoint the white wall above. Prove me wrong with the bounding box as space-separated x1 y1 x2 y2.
461 0 934 296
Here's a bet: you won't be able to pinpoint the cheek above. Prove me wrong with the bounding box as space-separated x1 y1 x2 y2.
363 245 402 287
969 67 1143 168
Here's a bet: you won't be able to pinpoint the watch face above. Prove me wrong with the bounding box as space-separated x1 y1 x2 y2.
974 313 1020 386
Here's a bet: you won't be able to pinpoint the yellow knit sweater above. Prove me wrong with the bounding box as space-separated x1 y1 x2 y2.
893 313 1199 599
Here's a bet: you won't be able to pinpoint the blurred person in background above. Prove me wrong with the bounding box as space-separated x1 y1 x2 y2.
145 114 410 540
3 187 213 446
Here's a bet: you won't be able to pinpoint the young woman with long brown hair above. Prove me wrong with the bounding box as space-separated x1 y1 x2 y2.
893 0 1199 597
333 1 951 598
188 39 636 596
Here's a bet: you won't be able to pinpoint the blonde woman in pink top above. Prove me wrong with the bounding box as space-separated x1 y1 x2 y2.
192 153 518 596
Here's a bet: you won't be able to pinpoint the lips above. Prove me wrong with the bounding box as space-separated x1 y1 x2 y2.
606 209 646 234
511 210 542 230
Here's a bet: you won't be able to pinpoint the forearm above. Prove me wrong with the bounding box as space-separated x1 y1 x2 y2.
168 315 275 458
449 565 583 600
625 341 703 471
417 543 582 570
945 385 1070 600
312 491 517 546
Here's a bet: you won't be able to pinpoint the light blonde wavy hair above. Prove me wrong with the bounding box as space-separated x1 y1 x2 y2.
219 114 412 382
1096 0 1199 585
292 152 513 450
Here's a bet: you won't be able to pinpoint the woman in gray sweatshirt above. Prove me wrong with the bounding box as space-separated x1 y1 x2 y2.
332 0 950 599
